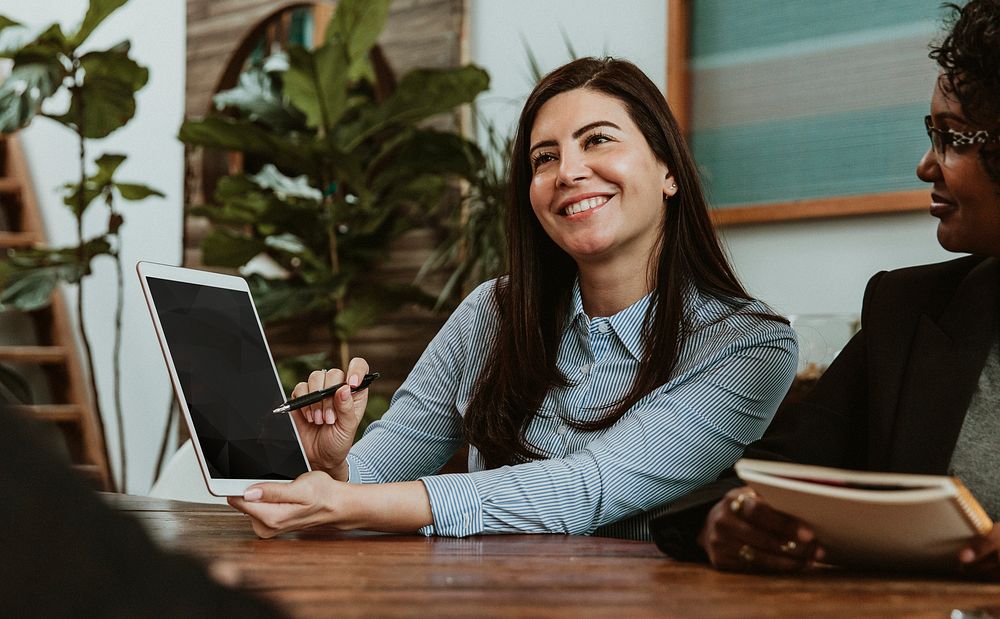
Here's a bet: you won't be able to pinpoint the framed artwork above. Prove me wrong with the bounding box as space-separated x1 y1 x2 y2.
667 0 942 225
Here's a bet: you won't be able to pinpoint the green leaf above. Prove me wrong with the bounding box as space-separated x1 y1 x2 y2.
0 236 112 310
82 45 147 90
178 116 316 175
0 268 58 311
343 65 489 150
263 233 325 271
327 0 390 58
52 47 148 138
326 0 389 80
4 23 68 60
61 153 128 215
264 232 310 256
95 153 127 181
0 16 20 33
70 0 129 47
249 164 322 202
370 129 484 193
115 182 164 201
201 229 265 268
333 282 435 338
248 276 338 323
60 181 102 215
213 66 304 131
0 60 63 132
283 43 348 130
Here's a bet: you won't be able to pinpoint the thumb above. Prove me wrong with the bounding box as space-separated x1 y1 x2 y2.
242 481 305 505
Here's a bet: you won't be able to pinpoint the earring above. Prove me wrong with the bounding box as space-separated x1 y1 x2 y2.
670 183 678 190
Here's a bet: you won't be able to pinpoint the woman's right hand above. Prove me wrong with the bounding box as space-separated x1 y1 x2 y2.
698 486 824 572
290 358 370 481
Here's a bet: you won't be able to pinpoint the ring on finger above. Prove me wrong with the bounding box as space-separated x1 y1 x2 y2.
729 493 749 515
738 544 755 564
779 540 798 554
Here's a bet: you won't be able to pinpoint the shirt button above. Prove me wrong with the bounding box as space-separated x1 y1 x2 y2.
579 363 591 376
557 423 569 435
596 321 611 334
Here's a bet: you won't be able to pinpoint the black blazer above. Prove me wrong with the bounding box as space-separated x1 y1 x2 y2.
651 255 1000 559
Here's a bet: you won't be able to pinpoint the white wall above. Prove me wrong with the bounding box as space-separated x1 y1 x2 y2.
6 0 184 493
469 0 954 318
470 0 667 141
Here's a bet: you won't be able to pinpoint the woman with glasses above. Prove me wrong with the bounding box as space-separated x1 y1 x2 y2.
652 0 1000 578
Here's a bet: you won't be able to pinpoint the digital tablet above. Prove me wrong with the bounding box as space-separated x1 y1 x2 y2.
137 261 310 496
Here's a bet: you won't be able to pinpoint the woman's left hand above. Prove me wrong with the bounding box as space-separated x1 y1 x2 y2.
958 523 1000 579
227 471 351 539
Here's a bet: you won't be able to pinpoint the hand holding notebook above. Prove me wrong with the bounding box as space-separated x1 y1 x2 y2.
733 459 994 572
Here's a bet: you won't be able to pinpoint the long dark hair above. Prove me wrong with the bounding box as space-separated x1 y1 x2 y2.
463 57 782 469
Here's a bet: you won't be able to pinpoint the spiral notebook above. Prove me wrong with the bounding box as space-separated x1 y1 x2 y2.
734 458 993 571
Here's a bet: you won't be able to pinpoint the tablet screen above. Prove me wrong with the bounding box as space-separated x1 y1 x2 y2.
146 276 308 480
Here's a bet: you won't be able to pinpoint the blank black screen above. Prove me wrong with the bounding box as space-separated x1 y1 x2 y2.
147 277 308 480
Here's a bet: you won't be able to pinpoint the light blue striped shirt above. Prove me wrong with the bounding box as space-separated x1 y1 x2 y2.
347 278 797 539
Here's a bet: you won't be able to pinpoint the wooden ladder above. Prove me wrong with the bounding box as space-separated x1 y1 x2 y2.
0 134 112 491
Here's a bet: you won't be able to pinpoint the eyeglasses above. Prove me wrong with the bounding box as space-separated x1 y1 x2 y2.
924 115 1000 165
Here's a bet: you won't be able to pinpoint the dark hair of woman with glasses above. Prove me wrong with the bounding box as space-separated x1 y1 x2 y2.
651 0 1000 579
225 57 797 541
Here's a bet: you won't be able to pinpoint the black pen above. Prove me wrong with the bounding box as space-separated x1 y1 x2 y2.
272 372 380 415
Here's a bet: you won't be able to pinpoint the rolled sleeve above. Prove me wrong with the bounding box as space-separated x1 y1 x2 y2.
419 474 484 537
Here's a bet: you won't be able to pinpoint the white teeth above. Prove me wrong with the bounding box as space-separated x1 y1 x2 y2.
564 196 609 216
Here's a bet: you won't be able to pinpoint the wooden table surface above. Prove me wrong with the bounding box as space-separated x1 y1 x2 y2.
107 494 1000 619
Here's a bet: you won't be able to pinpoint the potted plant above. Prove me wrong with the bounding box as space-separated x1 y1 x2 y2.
177 0 488 426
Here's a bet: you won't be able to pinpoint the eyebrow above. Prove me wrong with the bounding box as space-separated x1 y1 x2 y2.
529 120 622 154
932 111 970 125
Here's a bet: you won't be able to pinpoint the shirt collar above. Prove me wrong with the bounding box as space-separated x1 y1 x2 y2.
568 278 653 362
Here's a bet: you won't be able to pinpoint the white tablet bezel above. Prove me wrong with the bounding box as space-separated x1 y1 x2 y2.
137 261 310 496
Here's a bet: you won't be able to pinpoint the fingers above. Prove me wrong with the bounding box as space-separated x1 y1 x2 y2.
958 531 1000 578
298 360 371 426
734 490 815 544
702 487 821 573
345 357 370 390
244 481 309 505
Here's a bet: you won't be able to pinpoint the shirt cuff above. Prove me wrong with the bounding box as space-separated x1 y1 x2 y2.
419 473 484 537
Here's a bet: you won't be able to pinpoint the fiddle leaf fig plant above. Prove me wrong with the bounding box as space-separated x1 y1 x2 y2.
0 0 163 492
179 0 488 373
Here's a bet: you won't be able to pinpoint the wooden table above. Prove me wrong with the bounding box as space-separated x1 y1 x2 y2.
108 494 1000 618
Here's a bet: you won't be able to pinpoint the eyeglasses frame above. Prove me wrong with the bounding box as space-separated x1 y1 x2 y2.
924 115 1000 161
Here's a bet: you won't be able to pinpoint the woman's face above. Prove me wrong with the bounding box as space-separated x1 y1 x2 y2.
527 88 676 268
917 78 1000 256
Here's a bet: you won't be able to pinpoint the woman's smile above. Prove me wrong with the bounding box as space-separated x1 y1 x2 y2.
560 193 614 218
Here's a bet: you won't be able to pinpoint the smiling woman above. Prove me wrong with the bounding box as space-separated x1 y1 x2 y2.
227 58 798 542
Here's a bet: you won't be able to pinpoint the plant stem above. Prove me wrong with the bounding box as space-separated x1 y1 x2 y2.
73 84 114 491
112 232 126 491
152 397 176 484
